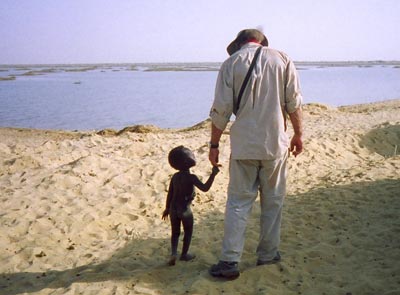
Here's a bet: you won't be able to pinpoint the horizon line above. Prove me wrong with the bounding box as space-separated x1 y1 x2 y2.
1 60 400 67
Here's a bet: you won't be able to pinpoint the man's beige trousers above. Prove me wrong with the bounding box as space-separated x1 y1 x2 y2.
220 150 288 262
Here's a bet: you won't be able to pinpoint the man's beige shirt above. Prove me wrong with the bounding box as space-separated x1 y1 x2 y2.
210 43 302 160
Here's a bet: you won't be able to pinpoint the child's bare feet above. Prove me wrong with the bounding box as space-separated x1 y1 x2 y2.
180 253 196 261
168 255 177 266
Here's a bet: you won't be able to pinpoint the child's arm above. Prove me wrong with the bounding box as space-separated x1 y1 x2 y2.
162 178 174 220
192 166 220 192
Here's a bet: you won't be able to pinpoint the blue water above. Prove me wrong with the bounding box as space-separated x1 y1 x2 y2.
0 63 399 130
300 65 400 106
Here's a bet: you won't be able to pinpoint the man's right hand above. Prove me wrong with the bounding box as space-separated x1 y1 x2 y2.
209 147 220 167
210 123 224 167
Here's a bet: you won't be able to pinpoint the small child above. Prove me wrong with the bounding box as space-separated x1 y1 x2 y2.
162 145 219 266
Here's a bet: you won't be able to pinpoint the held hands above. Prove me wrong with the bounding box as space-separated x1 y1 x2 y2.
290 134 303 157
211 165 220 175
161 209 169 220
209 148 221 167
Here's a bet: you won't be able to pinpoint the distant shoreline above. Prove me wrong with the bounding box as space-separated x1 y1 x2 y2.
1 60 400 68
1 61 399 78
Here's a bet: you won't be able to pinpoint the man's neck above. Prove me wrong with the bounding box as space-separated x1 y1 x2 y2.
246 38 260 44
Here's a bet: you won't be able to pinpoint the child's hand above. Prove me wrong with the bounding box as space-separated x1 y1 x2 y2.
212 166 220 175
162 209 169 220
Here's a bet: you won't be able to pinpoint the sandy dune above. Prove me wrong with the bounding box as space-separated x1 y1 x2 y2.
1 99 399 295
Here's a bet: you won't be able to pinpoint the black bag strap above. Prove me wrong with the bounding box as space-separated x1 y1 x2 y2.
235 46 262 113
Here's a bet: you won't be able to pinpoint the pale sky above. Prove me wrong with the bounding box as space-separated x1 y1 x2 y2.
0 0 399 64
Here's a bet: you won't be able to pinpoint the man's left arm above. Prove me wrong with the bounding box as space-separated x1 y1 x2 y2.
288 107 303 157
285 59 303 157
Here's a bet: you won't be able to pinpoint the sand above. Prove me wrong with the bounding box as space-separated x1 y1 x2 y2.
0 99 399 295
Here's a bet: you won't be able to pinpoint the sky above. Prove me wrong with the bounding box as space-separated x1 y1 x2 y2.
0 0 399 64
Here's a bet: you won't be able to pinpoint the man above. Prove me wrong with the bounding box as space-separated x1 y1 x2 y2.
208 29 303 279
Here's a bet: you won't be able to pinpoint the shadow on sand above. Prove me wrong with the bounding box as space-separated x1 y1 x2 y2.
1 178 399 294
359 124 400 157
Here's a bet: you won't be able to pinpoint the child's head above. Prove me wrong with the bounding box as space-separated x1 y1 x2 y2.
168 146 196 171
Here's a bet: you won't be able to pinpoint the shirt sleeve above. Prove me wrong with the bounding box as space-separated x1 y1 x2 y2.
285 59 303 113
209 61 234 130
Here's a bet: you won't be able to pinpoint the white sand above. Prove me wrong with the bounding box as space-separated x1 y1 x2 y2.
0 99 399 295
